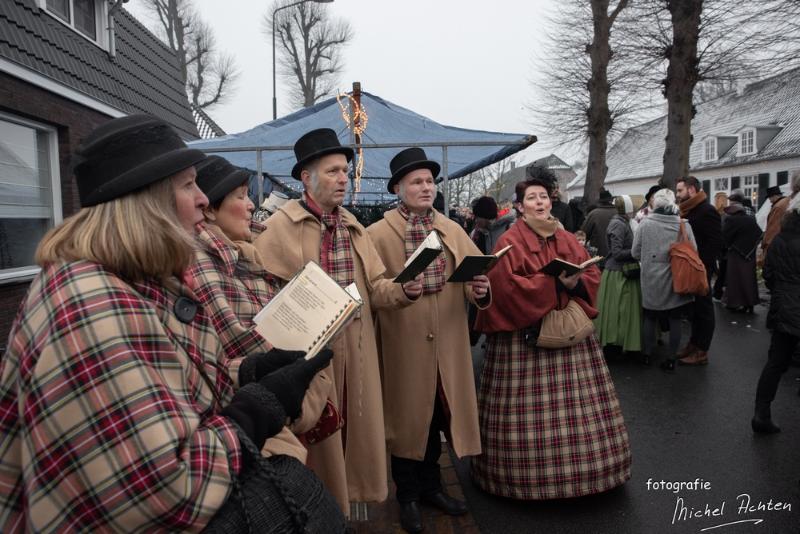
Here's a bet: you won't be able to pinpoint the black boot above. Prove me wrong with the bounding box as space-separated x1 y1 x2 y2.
398 500 423 533
751 402 780 434
659 358 676 373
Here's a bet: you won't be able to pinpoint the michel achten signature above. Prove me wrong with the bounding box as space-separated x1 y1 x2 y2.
671 493 792 531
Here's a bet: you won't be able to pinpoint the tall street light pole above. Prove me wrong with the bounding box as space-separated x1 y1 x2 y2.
272 0 334 120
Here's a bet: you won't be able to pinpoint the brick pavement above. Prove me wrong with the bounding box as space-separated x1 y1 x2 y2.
350 445 480 534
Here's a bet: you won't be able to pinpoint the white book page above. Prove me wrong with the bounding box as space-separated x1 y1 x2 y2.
403 230 442 267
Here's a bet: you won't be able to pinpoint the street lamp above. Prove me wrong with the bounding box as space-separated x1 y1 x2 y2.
272 0 334 120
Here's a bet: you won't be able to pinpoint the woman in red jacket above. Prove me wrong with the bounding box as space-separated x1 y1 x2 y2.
471 177 631 500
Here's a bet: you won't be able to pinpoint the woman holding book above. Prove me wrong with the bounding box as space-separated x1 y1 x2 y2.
0 115 341 532
472 177 631 501
188 155 334 463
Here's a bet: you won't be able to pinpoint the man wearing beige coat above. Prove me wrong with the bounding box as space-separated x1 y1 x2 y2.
367 148 491 533
253 129 423 516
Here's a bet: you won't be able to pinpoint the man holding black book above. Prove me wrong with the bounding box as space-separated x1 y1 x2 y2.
367 148 491 533
253 129 423 517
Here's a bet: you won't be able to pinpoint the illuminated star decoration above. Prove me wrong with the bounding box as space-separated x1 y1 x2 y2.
336 92 368 199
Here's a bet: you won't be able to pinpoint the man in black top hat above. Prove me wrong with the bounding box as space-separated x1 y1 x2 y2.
366 147 489 533
762 184 790 257
253 128 423 516
581 188 616 266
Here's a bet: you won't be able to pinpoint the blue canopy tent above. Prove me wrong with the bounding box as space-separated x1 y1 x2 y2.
189 90 536 206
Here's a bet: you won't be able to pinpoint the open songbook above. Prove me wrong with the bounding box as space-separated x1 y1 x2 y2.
253 261 363 359
393 230 443 283
447 244 513 282
539 256 603 277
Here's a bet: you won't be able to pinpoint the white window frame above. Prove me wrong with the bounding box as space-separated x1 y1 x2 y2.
703 138 716 162
0 111 62 283
38 0 109 50
739 129 756 156
742 175 758 205
713 177 729 193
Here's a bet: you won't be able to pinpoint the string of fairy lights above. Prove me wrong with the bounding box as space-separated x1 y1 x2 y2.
336 92 368 195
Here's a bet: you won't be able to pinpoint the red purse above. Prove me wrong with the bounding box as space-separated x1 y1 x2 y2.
669 221 709 296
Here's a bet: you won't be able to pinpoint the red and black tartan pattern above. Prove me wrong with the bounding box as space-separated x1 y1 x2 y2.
397 203 445 294
189 224 281 360
0 261 242 532
319 210 357 289
470 332 631 500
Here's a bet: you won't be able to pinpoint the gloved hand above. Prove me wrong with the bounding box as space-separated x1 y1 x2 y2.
259 349 334 421
238 348 307 386
221 383 286 450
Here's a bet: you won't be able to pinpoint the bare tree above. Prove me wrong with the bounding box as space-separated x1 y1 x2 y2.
265 1 354 110
141 0 238 110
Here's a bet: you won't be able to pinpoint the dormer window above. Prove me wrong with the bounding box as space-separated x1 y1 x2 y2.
41 0 107 46
703 138 716 162
740 129 755 156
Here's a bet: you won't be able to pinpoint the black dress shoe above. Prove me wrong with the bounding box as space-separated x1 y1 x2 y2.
420 491 468 516
659 358 676 373
399 500 423 533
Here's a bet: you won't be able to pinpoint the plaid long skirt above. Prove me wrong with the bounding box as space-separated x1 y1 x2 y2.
470 332 631 500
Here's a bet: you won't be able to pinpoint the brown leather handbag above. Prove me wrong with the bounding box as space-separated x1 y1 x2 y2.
669 221 709 296
535 299 595 349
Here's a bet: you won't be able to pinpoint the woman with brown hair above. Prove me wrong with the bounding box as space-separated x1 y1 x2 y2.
0 115 340 532
471 177 631 500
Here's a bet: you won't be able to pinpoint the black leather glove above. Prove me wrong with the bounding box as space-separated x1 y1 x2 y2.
238 348 307 386
220 383 286 451
259 349 334 421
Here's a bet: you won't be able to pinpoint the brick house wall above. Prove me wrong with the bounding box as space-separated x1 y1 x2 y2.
0 71 112 345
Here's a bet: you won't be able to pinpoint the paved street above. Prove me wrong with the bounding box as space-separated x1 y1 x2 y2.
453 300 800 534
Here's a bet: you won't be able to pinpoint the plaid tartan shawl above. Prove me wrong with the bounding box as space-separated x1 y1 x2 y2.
303 195 356 289
398 202 445 295
0 261 242 532
190 223 280 361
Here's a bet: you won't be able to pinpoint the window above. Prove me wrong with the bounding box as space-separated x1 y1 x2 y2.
43 0 104 44
743 175 758 205
704 139 716 162
0 113 61 281
740 130 755 155
714 177 729 192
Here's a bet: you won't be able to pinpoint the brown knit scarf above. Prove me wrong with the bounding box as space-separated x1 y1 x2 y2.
523 215 559 238
679 190 707 218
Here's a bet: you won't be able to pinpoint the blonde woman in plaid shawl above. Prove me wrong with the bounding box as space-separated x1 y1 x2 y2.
367 148 490 533
0 116 337 532
188 155 334 464
472 177 631 500
254 129 423 515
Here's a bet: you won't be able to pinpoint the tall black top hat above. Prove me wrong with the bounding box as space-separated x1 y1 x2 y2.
72 114 206 207
291 128 354 180
195 155 251 205
387 148 441 194
766 185 783 198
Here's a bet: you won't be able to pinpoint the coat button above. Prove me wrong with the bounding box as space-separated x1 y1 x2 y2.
426 333 435 341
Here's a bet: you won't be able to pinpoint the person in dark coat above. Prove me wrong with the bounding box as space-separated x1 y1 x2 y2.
550 185 575 232
582 188 616 267
569 197 586 231
722 189 763 313
751 196 800 433
676 176 722 366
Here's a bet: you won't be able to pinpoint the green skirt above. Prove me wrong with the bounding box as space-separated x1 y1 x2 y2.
595 269 642 352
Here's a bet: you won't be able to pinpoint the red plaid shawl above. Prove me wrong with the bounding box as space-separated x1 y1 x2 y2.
0 261 241 532
397 202 446 294
303 194 356 289
189 223 281 361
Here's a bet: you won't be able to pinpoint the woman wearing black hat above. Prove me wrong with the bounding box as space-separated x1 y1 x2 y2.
188 155 335 464
0 115 342 532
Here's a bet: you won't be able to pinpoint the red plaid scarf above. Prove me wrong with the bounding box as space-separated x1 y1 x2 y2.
303 194 356 288
398 202 445 294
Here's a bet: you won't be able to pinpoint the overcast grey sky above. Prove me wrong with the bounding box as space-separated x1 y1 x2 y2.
127 0 562 164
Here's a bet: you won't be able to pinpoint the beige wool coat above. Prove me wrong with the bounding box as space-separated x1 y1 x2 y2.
367 209 489 460
253 200 414 511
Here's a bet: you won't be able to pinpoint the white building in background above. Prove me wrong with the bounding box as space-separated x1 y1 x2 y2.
567 67 800 209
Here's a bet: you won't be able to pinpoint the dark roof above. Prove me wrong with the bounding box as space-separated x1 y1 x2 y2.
569 67 800 190
0 0 197 138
